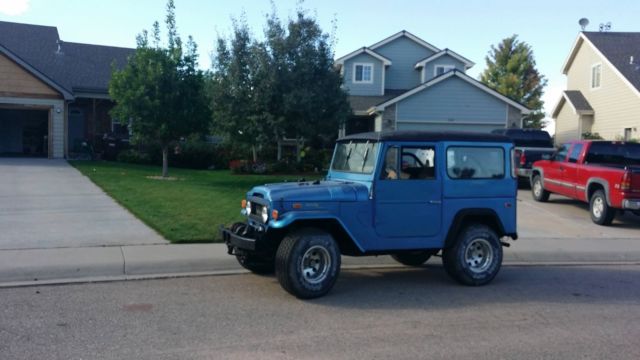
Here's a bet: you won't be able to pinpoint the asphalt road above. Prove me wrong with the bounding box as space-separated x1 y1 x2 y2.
2 265 640 360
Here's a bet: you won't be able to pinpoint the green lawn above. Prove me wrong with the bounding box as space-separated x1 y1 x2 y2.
70 161 312 243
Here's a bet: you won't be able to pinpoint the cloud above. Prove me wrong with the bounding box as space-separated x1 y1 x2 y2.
0 0 30 16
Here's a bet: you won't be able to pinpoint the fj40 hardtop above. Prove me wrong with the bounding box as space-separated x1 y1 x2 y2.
221 131 518 298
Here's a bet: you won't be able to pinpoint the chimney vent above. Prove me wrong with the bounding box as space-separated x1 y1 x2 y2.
630 56 634 65
56 40 63 54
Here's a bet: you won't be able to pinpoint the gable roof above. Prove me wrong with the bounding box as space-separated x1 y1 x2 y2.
0 20 134 98
370 70 530 114
562 31 640 97
334 47 392 67
551 90 594 118
414 48 475 69
369 30 440 53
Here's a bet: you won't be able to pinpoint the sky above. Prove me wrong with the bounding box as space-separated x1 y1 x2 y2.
2 0 640 133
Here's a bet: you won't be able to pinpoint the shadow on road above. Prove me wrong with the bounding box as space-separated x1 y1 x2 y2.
312 265 640 309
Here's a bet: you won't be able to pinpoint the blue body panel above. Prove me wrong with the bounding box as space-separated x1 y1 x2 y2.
246 139 517 253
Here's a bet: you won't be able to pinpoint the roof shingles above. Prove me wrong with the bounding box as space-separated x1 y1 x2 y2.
0 20 134 96
583 31 640 93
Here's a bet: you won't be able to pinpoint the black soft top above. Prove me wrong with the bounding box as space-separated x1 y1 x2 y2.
339 131 511 143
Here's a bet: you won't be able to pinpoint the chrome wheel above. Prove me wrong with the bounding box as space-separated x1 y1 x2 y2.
464 239 493 274
300 245 331 285
533 179 542 197
592 196 604 218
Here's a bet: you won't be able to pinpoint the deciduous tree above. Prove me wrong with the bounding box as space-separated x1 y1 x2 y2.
109 0 210 177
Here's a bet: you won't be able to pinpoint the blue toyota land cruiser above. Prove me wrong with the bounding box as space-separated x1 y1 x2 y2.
221 131 518 298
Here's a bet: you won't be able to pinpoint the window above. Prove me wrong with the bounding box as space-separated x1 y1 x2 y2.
446 147 504 179
568 144 583 163
111 118 130 136
434 65 455 76
381 146 436 180
591 64 601 89
331 141 379 174
554 144 569 161
353 63 373 83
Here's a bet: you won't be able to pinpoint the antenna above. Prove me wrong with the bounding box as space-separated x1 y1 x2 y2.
579 18 589 31
599 22 612 32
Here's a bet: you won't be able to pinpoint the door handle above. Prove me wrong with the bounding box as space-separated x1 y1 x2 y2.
429 200 442 204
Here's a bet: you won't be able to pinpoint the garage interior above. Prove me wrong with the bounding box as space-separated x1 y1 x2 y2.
0 108 49 157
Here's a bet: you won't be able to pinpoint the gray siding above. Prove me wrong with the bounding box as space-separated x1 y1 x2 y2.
397 122 501 133
343 53 383 96
507 105 522 128
396 77 507 126
374 36 433 90
423 54 467 82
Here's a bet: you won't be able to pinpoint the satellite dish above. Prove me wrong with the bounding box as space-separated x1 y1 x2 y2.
579 18 589 30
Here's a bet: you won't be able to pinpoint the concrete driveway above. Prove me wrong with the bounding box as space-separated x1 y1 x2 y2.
0 158 167 250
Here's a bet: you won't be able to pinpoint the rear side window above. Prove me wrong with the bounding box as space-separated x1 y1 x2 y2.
447 147 505 179
585 142 640 166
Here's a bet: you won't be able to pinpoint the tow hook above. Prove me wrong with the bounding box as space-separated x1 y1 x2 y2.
500 241 511 247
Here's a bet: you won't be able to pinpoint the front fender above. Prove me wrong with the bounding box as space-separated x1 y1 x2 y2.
268 211 365 252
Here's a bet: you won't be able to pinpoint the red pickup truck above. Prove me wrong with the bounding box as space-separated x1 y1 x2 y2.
530 140 640 225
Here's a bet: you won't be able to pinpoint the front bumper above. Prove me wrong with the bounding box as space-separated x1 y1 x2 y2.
220 225 257 252
622 199 640 210
517 168 531 178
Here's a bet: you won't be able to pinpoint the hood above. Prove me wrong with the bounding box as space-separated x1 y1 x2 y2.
248 180 369 203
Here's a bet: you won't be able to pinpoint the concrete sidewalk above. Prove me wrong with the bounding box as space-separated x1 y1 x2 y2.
3 237 640 287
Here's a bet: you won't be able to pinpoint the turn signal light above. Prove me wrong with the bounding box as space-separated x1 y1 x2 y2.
271 209 279 220
241 199 247 209
292 203 302 209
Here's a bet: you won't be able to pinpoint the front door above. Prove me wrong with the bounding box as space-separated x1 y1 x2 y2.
375 144 442 238
544 143 570 195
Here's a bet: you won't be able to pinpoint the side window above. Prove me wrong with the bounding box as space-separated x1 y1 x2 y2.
400 146 436 180
380 147 399 180
568 144 583 163
447 147 505 179
555 144 569 162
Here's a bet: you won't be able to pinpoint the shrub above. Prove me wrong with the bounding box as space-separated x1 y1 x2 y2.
582 132 604 140
117 149 154 165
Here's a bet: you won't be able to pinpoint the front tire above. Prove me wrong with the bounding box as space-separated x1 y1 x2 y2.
391 250 438 267
442 224 502 286
531 175 550 202
275 228 341 299
590 190 616 225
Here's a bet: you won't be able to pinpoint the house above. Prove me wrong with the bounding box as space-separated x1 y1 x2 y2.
335 31 530 136
552 32 640 144
0 21 134 158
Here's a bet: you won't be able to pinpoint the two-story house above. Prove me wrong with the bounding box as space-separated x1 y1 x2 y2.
0 21 133 158
335 31 530 135
553 32 640 144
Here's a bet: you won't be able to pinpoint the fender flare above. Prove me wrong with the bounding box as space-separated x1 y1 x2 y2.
444 208 509 248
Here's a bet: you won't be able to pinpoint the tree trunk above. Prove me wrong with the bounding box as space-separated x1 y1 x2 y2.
162 146 169 178
277 138 282 161
251 146 258 163
295 138 304 163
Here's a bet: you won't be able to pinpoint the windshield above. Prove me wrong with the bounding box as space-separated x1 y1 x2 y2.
331 141 379 174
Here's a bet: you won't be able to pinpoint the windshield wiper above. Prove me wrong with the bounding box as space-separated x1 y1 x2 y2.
361 141 370 172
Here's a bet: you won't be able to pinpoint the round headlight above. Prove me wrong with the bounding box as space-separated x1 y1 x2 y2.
261 207 268 223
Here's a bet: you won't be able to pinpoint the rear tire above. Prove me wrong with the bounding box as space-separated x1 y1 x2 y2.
391 250 438 267
590 190 616 225
531 175 550 202
275 228 341 299
442 224 502 286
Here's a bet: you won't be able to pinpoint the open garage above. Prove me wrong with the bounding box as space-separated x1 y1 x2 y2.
0 108 50 157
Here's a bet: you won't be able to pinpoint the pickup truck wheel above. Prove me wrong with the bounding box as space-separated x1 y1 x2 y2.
236 254 275 275
275 228 341 299
590 190 616 225
391 250 438 267
531 175 550 202
442 224 502 286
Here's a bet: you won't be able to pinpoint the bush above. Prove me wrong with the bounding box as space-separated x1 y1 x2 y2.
117 149 154 165
582 132 604 140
